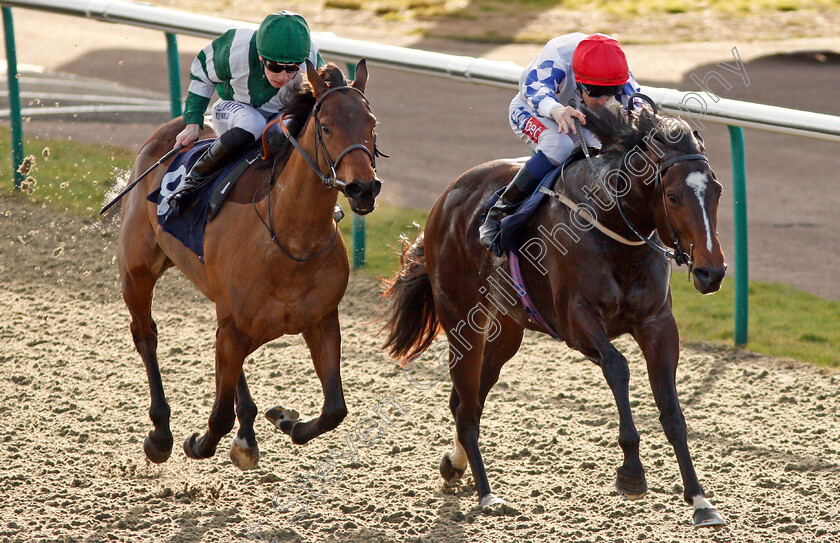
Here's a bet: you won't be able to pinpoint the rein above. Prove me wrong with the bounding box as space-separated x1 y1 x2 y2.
252 84 378 262
252 155 340 263
569 99 708 267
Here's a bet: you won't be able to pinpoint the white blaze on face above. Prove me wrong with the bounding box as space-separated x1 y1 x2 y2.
685 171 713 252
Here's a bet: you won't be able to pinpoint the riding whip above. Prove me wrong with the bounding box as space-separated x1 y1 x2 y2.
99 144 184 215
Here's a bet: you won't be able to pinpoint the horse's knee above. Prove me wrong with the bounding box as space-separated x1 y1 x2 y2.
130 318 158 347
601 352 630 387
659 412 688 444
237 398 258 423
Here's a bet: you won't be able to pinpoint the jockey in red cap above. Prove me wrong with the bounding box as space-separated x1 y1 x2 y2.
480 33 641 255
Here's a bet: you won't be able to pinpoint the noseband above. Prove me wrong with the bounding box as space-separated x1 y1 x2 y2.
275 85 384 190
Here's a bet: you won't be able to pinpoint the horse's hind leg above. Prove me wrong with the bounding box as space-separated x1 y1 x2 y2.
229 372 260 470
444 317 523 507
267 309 347 445
441 321 523 495
120 258 172 463
440 387 467 484
634 308 726 528
184 321 254 460
569 306 646 499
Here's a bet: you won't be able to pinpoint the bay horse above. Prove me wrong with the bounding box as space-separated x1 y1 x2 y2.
382 106 727 527
117 60 380 470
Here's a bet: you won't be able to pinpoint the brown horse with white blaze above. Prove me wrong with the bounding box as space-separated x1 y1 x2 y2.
382 107 728 527
117 60 380 469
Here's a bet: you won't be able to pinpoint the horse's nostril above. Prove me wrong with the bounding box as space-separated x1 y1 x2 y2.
372 180 382 197
693 266 725 289
345 182 363 200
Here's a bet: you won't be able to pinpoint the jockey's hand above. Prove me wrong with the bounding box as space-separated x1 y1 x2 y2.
174 124 201 149
550 105 586 135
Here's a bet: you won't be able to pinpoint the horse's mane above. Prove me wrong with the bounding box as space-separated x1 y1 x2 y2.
282 63 348 138
582 105 702 159
266 63 349 156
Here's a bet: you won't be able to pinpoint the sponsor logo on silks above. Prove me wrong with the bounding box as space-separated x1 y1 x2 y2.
157 165 188 216
522 115 546 143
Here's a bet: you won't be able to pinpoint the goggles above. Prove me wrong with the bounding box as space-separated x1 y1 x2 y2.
262 59 303 74
579 82 623 98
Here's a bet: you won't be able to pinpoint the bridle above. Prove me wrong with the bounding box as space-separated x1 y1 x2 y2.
571 96 708 268
615 151 709 267
270 85 385 190
254 84 385 262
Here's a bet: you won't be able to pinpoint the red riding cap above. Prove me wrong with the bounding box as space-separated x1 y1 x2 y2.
572 34 630 86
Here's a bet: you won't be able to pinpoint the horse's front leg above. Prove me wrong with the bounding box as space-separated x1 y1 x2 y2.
569 306 647 499
184 321 253 460
229 371 260 470
266 309 347 445
634 306 726 528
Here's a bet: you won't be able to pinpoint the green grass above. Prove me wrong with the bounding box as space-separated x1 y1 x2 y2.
0 130 135 217
671 278 840 368
339 204 428 278
2 131 836 368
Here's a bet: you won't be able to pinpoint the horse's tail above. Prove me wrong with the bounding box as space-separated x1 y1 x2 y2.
381 231 440 362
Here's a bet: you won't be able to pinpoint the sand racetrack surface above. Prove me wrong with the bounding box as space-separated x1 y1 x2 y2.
1 195 839 543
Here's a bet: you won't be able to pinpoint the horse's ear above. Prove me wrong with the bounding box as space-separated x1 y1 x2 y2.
693 129 706 153
305 59 326 97
351 58 368 93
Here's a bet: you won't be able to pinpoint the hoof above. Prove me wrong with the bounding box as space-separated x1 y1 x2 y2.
694 507 727 528
615 467 648 500
143 432 173 464
229 436 260 470
479 493 506 508
183 432 215 460
265 406 300 436
440 452 466 485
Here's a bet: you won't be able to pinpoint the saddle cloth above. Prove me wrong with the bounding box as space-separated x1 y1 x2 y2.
146 139 261 258
484 148 596 254
485 162 564 255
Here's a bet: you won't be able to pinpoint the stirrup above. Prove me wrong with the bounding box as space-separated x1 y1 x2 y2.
483 233 504 256
166 183 199 214
479 220 504 256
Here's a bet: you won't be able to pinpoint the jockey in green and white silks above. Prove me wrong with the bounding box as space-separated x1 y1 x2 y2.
167 11 325 213
479 33 641 256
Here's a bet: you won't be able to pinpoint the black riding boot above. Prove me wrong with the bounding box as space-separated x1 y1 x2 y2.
167 127 255 214
479 164 540 255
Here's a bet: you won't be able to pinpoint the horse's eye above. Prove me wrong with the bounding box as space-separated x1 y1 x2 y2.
666 193 679 205
321 125 331 135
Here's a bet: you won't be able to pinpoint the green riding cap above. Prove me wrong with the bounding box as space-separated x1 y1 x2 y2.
256 11 311 64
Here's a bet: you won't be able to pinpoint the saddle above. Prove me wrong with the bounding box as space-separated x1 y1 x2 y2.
484 148 594 255
146 123 292 258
